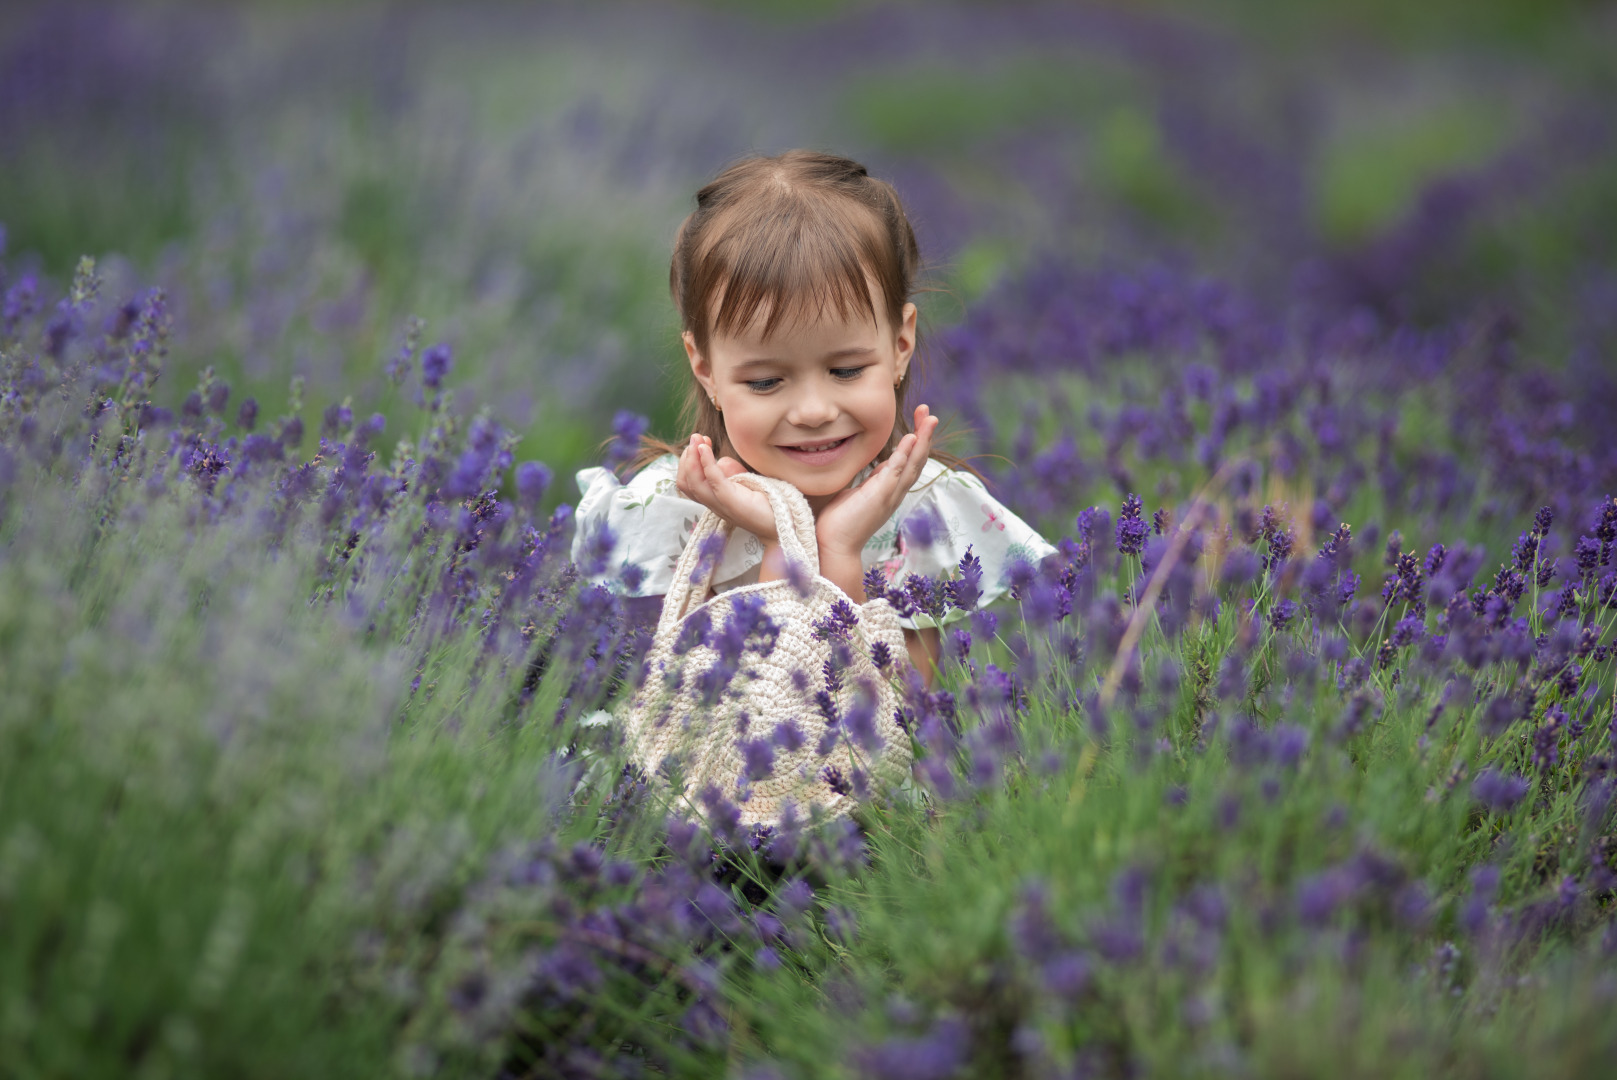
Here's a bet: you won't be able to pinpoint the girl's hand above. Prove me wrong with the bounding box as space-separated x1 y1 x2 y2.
814 404 939 559
674 434 779 542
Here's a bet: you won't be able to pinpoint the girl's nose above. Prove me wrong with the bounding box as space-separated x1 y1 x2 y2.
786 385 838 428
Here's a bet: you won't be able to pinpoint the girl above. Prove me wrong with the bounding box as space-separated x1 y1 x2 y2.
572 150 1054 685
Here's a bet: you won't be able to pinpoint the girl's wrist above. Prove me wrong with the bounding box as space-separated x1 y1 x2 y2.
817 548 866 602
814 524 868 562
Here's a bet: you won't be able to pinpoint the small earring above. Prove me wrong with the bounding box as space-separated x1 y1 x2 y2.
711 395 721 412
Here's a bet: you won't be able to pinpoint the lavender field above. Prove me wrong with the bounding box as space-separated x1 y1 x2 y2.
3 2 1617 1077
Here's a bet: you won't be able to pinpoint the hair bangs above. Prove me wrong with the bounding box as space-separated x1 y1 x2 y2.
691 194 894 352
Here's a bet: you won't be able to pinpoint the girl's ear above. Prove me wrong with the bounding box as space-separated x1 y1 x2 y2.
894 302 918 382
683 331 715 396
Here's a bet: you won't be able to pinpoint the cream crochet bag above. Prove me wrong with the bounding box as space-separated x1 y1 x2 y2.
620 472 913 827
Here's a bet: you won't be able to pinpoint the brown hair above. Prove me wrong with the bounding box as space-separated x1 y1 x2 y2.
623 148 978 481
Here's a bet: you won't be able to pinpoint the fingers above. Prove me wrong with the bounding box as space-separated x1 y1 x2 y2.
686 437 775 539
676 433 719 508
903 404 938 484
880 404 936 485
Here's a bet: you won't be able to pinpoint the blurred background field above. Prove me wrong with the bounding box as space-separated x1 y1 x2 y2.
4 0 1613 491
5 3 1617 1079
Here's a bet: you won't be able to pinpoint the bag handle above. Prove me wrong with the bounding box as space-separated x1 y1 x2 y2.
658 473 820 633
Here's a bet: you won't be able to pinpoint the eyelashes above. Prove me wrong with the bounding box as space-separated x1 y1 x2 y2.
745 366 870 393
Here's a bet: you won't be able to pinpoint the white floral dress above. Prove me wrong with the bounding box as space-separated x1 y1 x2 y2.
570 454 1056 629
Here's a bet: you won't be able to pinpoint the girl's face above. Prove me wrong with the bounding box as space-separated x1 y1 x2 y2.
685 286 917 509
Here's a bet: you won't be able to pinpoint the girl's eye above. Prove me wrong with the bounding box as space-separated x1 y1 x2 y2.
745 378 781 392
831 366 869 381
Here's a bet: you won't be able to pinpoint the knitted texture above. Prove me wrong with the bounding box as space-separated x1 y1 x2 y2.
620 473 912 827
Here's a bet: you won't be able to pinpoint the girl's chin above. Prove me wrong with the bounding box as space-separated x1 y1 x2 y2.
774 465 859 498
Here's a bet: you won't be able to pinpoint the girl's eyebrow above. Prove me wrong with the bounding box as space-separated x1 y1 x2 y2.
731 346 876 371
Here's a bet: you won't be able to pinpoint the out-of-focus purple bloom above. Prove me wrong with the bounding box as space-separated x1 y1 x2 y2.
1222 549 1261 588
421 343 452 390
515 461 552 507
772 720 804 753
606 411 648 470
738 736 775 783
901 503 942 547
1390 615 1425 648
1042 951 1092 999
852 1018 968 1080
1532 717 1562 772
1076 506 1110 546
688 532 725 585
843 684 884 756
1472 768 1530 812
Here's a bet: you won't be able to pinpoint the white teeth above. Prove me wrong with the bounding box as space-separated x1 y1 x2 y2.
791 438 846 452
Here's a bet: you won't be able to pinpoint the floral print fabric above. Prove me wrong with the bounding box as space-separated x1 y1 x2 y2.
571 454 1057 629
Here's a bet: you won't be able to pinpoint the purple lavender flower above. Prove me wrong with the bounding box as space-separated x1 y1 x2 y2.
1269 598 1298 631
515 461 552 508
688 532 726 585
901 573 949 622
772 720 805 753
1116 493 1147 556
1264 519 1295 571
820 765 852 797
1425 543 1448 577
1511 531 1539 573
946 545 983 611
1575 536 1601 579
862 565 890 603
1222 549 1261 587
1532 720 1562 773
1075 506 1109 546
605 411 648 470
737 736 775 783
1472 768 1530 812
811 599 859 642
205 380 230 415
852 1019 968 1080
421 343 452 390
844 691 884 757
900 503 942 547
949 628 972 662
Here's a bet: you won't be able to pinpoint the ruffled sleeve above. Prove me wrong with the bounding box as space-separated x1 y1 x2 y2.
570 454 767 596
860 458 1058 629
